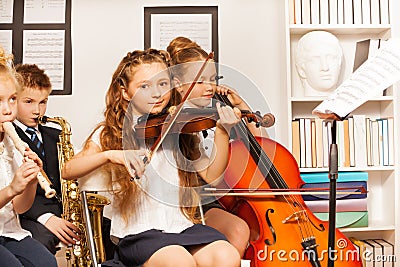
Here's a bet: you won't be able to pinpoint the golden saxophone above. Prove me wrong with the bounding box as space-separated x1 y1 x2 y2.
37 116 110 267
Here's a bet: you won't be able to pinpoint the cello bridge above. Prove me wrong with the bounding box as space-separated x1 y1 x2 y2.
282 210 307 224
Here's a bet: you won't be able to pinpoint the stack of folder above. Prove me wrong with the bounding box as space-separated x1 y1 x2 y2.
301 172 368 228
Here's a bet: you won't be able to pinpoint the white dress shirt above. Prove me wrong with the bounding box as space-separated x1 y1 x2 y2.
0 134 32 240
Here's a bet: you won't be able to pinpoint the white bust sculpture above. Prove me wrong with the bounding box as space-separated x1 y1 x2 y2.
295 31 343 96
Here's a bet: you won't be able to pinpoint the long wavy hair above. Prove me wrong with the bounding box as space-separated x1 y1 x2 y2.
0 45 21 92
86 48 201 223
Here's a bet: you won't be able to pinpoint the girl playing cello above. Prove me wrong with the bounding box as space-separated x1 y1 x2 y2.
167 36 269 257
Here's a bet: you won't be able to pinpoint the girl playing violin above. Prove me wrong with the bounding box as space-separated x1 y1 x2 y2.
167 36 269 257
61 48 241 267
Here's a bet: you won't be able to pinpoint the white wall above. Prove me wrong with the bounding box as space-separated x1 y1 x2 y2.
46 0 287 148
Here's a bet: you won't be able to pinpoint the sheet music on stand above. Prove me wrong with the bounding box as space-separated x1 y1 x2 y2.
311 38 400 267
313 38 400 118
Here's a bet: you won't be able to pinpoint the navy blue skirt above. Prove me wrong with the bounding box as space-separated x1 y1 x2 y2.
117 224 227 267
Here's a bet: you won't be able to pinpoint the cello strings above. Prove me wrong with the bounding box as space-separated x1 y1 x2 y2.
214 93 315 240
233 119 316 240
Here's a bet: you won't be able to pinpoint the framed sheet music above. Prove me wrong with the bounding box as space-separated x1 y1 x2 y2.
144 6 219 62
0 0 72 95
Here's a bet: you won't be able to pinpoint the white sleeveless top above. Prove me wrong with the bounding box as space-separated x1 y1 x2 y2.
81 127 193 241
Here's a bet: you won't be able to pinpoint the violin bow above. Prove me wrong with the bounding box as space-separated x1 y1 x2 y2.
135 52 214 173
149 52 214 154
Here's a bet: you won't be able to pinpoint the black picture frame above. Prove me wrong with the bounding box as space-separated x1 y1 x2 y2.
0 0 72 95
144 6 219 62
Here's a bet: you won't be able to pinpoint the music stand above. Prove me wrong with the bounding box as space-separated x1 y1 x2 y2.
327 120 338 267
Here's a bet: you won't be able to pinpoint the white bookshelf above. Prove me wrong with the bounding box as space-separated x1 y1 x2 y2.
285 0 399 262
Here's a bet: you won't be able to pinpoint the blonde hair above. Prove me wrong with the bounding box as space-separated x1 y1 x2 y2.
88 48 201 223
0 46 21 92
0 46 20 141
167 37 208 66
167 37 211 87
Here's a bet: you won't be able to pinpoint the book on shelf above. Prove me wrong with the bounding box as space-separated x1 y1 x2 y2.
301 0 311 24
387 117 394 166
323 120 332 167
349 237 366 265
337 0 344 24
352 115 367 168
294 0 301 24
363 239 383 267
301 171 368 201
377 119 385 166
288 0 295 24
366 118 372 166
304 118 312 168
381 118 389 166
299 118 306 167
313 211 368 228
305 198 367 213
343 0 353 24
351 239 396 267
353 0 362 24
329 0 338 24
372 239 395 267
361 0 371 24
343 119 351 167
336 120 344 167
313 38 400 119
301 181 368 201
311 119 317 167
291 119 301 166
348 117 355 167
377 118 392 166
370 119 380 166
380 0 390 25
315 118 324 168
300 171 368 183
310 0 319 24
370 0 380 24
319 0 329 24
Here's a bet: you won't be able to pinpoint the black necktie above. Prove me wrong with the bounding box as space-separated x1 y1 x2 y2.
26 127 45 156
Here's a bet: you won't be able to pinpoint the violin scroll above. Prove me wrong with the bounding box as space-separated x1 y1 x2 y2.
243 110 275 128
260 112 275 128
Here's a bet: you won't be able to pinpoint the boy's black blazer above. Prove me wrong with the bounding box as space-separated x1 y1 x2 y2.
14 124 62 220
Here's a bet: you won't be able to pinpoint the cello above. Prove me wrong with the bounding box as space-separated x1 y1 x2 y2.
213 93 362 267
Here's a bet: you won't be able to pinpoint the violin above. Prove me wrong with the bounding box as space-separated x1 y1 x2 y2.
134 106 275 139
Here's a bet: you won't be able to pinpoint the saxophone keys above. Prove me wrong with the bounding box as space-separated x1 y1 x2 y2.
70 191 78 200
